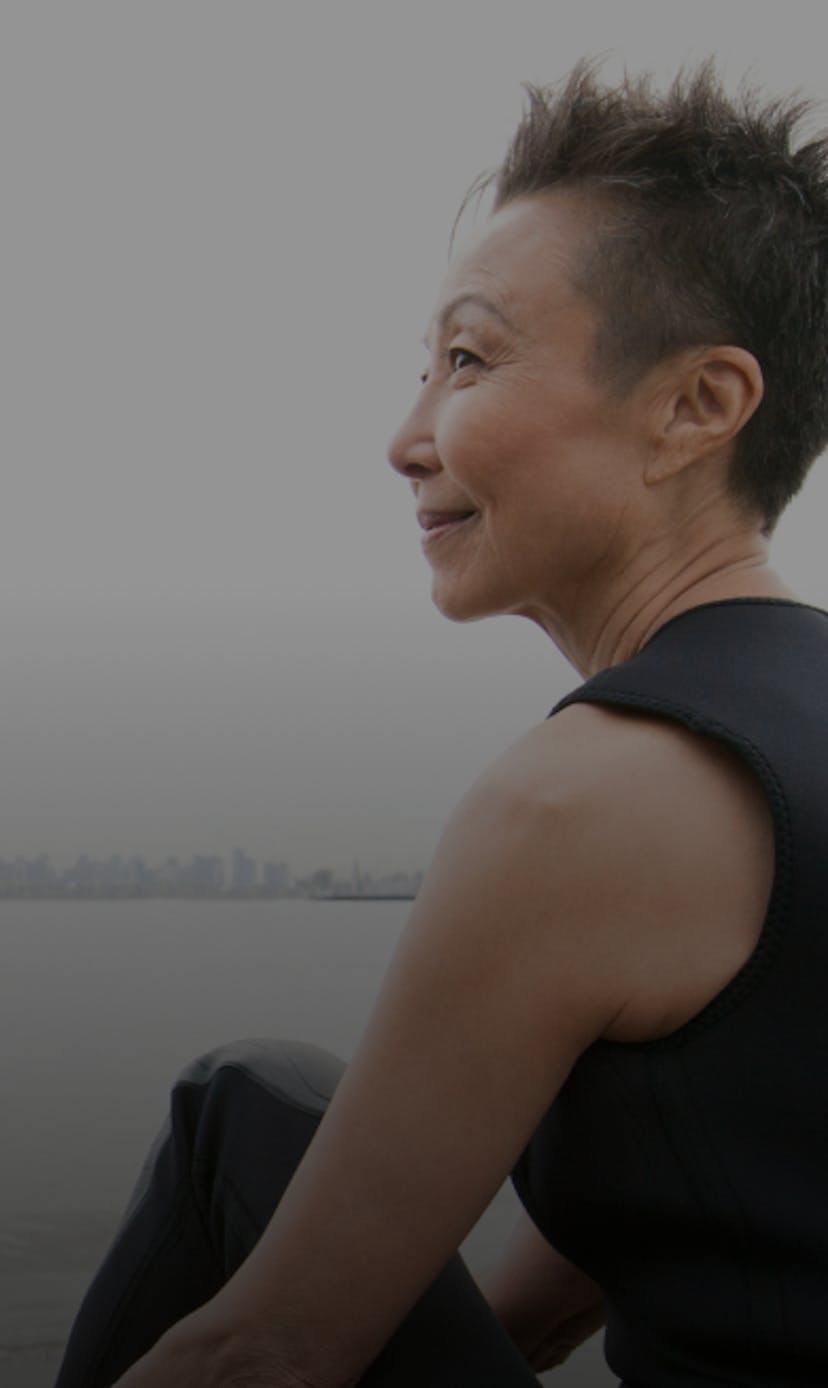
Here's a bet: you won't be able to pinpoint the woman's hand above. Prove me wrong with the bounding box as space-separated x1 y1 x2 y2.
110 1303 335 1388
479 1213 605 1371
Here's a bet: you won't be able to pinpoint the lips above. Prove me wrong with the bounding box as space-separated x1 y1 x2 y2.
417 509 477 531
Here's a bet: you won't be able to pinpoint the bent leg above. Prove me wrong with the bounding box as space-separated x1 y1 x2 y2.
55 1038 538 1387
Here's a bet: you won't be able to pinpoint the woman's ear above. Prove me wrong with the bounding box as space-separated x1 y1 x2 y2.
643 346 764 486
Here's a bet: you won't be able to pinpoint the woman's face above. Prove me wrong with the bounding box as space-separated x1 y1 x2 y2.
387 191 649 631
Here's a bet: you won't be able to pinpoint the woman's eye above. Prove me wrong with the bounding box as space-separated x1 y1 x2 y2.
419 348 481 385
448 347 481 373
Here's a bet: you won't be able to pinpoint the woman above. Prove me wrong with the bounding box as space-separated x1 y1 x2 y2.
56 61 828 1387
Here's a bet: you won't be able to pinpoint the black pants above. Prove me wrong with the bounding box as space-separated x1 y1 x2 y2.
54 1037 540 1387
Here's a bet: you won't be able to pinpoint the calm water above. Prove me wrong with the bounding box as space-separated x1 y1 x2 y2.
1 899 612 1386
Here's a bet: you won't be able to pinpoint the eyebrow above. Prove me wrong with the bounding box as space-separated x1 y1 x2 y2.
425 292 517 344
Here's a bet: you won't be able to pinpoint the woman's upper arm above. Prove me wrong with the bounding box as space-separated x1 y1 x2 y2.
177 697 767 1385
193 723 637 1385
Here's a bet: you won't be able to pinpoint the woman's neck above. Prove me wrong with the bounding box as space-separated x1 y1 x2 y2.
532 524 798 679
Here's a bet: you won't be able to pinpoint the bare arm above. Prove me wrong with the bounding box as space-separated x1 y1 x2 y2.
478 1212 605 1371
111 703 772 1388
111 728 630 1386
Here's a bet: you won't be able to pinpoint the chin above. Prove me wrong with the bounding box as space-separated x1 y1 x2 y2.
429 576 505 624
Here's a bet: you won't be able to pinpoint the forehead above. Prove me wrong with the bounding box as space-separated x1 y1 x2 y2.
430 191 592 335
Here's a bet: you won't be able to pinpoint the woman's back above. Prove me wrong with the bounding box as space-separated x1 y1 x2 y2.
516 598 828 1385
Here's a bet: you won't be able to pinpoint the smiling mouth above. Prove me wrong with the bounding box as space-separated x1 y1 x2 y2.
418 511 479 545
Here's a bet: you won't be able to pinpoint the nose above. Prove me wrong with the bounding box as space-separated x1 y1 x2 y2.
387 389 442 482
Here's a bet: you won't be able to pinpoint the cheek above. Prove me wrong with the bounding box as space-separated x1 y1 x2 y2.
436 394 518 487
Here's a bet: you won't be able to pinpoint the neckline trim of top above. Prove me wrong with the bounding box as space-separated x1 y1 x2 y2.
639 595 828 658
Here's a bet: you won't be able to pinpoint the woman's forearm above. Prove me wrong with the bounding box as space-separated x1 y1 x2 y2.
111 1302 352 1388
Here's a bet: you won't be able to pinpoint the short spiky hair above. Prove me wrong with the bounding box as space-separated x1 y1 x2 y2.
477 60 828 533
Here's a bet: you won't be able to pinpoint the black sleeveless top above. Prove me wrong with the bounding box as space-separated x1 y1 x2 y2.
511 599 828 1387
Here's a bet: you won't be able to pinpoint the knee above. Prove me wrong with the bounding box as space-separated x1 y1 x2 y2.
174 1037 346 1116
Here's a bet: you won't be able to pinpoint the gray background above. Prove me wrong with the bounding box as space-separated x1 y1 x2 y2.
1 0 827 879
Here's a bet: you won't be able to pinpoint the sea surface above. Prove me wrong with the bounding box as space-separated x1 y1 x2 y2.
1 899 612 1387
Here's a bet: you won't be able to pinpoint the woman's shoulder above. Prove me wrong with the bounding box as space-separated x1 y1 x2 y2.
446 700 774 1042
475 698 770 819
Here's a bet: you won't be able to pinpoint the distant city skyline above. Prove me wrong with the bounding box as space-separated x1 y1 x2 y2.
0 847 424 899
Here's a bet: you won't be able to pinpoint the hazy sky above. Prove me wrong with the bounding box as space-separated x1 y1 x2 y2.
3 1 828 876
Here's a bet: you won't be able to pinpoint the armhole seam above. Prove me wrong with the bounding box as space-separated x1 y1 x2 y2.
550 688 794 1053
